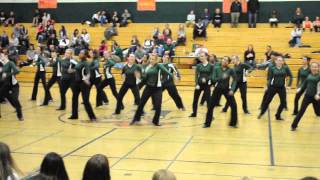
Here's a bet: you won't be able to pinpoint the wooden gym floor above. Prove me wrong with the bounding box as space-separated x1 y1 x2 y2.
0 83 320 180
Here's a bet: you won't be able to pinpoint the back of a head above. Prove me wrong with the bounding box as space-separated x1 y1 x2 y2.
152 169 176 180
82 154 110 180
40 152 69 180
0 142 17 180
300 177 318 180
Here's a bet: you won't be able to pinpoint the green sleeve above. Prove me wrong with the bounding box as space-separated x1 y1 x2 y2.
195 65 199 84
158 63 172 78
286 66 293 87
108 59 116 66
268 68 274 85
212 66 221 83
230 69 237 92
7 62 20 77
135 64 142 73
300 79 307 92
90 60 100 70
36 56 45 66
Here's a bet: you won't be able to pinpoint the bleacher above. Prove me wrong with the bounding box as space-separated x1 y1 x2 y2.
1 23 320 87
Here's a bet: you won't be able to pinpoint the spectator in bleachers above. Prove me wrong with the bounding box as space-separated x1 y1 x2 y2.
18 24 29 51
201 8 211 27
10 33 19 48
265 45 275 61
269 10 279 28
81 29 90 47
0 11 6 25
289 24 303 47
247 0 260 28
152 27 161 41
303 16 313 31
99 40 107 56
19 44 35 68
12 24 20 40
194 44 208 64
42 12 51 27
244 44 256 68
186 10 196 28
128 35 139 54
135 44 146 63
5 11 15 27
36 23 45 44
111 11 120 26
154 44 165 57
46 24 57 39
193 19 207 40
59 25 67 39
104 23 118 40
82 154 110 180
28 152 69 180
164 38 175 57
143 36 154 53
58 36 70 54
155 34 165 46
100 11 108 26
32 9 41 27
120 9 132 27
0 31 9 48
163 23 172 41
112 41 123 61
71 29 80 47
47 34 59 49
92 11 101 26
313 16 320 32
152 169 176 180
177 24 186 46
0 142 21 180
292 7 304 26
213 8 223 28
230 0 242 28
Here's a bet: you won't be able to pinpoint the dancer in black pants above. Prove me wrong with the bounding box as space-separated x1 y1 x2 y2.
222 55 251 114
259 55 276 109
258 56 293 120
0 53 23 120
69 50 96 121
89 50 108 107
57 49 76 110
293 57 311 115
291 62 320 131
99 51 119 104
190 53 213 117
204 56 238 128
114 54 141 114
31 47 47 101
131 53 173 126
42 51 62 105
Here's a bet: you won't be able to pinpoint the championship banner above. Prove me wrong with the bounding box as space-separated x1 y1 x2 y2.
223 0 247 13
38 0 57 9
137 0 156 11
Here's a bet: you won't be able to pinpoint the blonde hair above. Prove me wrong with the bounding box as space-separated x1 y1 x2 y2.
152 169 176 180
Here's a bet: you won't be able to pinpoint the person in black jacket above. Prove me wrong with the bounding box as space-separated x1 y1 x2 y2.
292 7 304 26
230 0 242 28
31 47 48 101
247 0 260 28
213 8 223 28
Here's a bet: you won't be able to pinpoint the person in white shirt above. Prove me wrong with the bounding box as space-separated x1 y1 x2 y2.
290 25 303 47
58 36 70 54
0 142 21 180
186 10 196 27
81 29 90 47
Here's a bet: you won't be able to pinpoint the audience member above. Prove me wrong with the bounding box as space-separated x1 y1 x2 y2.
314 16 320 32
81 29 90 48
32 9 41 27
230 0 242 28
201 8 211 27
152 27 161 41
193 19 207 40
99 40 108 56
0 142 21 180
213 8 223 28
5 11 15 27
164 38 175 57
163 23 172 41
292 7 304 26
143 36 154 53
19 44 36 67
247 0 260 28
82 154 110 180
289 24 303 47
59 25 67 39
120 9 131 27
104 24 118 40
303 16 313 31
0 11 6 25
100 11 108 26
244 44 256 68
177 24 186 46
186 10 196 28
269 10 279 28
0 31 9 48
47 34 59 49
152 169 176 180
111 11 120 26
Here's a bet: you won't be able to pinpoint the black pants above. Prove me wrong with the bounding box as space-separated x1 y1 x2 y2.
31 71 47 100
163 84 184 109
90 77 108 107
43 75 61 105
70 82 96 120
205 87 238 127
293 89 304 114
223 82 248 112
192 84 210 115
133 86 162 124
59 79 73 109
115 83 140 114
0 83 23 119
291 96 320 129
260 88 269 108
260 86 286 118
99 77 118 102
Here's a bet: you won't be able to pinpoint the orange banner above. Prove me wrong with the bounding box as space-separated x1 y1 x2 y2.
223 0 247 13
38 0 57 9
137 0 156 11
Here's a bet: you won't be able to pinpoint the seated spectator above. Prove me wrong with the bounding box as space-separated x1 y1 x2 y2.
18 24 30 52
289 24 303 47
120 9 132 27
58 36 70 54
71 29 80 47
135 44 146 63
47 34 59 49
152 169 176 180
177 24 186 46
59 25 67 39
154 44 165 57
28 152 69 180
10 33 19 48
111 11 120 26
292 7 304 26
155 34 165 46
100 11 108 26
0 142 21 180
244 44 256 68
36 23 46 44
46 24 57 39
82 154 110 180
201 8 211 27
0 31 9 48
42 12 51 27
128 35 139 54
152 27 161 41
143 36 154 53
164 38 175 57
313 16 320 32
5 11 15 27
104 23 118 40
186 10 196 28
12 24 20 40
213 8 223 28
92 11 101 26
269 10 279 28
81 29 90 47
112 41 123 61
194 44 208 64
99 40 108 56
0 11 6 25
193 19 207 40
19 44 36 68
265 45 275 61
32 9 41 27
163 23 172 41
303 16 313 31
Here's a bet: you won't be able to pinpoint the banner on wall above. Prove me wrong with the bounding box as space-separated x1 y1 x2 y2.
38 0 57 9
223 0 247 13
137 0 156 11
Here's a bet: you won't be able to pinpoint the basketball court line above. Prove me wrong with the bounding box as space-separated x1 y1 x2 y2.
166 136 193 169
267 108 275 166
0 129 26 139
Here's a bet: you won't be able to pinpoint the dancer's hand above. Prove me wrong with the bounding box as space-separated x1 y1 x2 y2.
195 85 200 90
228 91 234 96
315 95 320 101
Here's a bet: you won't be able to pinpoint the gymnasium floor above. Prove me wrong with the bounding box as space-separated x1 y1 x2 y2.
0 83 320 180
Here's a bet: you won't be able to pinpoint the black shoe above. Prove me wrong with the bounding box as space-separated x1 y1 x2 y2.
113 112 120 115
244 110 250 114
275 116 284 120
40 103 48 106
68 116 78 120
291 127 297 131
202 124 210 128
18 117 24 121
56 108 65 111
189 113 196 117
257 114 262 119
292 112 298 116
216 104 222 107
130 121 136 125
221 109 227 113
180 107 186 111
229 124 238 128
153 122 161 126
90 117 97 121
